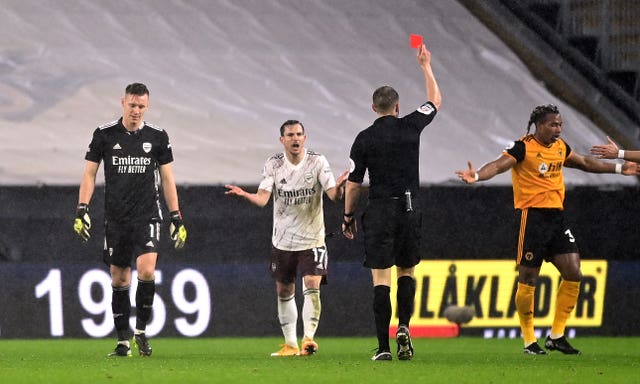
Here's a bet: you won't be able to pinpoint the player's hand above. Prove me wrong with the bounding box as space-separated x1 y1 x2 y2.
333 170 349 200
74 203 91 241
621 161 640 176
590 136 619 159
455 161 478 184
169 210 187 249
336 170 349 187
224 184 246 197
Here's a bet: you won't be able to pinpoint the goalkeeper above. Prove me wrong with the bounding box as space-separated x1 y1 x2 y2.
74 83 187 358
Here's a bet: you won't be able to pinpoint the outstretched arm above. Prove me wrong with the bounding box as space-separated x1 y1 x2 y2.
455 154 516 184
224 185 271 207
591 136 640 162
417 44 442 110
565 152 640 175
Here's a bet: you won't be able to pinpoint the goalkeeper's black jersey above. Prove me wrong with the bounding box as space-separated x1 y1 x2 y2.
85 118 174 224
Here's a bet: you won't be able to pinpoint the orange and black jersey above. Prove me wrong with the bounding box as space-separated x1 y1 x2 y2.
503 135 573 210
85 118 174 224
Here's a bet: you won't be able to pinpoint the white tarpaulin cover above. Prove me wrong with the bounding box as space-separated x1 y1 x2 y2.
0 0 633 186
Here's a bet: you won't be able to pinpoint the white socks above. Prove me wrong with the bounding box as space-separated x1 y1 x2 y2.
277 294 298 347
302 288 321 339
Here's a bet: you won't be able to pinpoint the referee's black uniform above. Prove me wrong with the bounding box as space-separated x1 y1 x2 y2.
343 44 441 361
347 100 438 360
348 101 437 268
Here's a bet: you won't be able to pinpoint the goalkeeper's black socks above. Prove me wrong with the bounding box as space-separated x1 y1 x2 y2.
112 285 131 341
136 279 155 331
373 285 392 352
397 276 416 327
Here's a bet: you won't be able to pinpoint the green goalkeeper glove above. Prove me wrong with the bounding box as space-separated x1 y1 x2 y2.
169 210 187 249
74 203 91 241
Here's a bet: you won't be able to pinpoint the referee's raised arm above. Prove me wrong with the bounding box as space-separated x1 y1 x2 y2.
417 44 441 110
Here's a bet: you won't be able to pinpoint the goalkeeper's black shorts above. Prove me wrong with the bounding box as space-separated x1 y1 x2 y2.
103 220 161 268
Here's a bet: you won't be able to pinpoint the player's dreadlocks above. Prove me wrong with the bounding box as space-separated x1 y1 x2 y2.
526 104 559 134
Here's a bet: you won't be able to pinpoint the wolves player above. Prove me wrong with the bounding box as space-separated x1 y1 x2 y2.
225 120 347 357
456 104 639 355
74 83 187 357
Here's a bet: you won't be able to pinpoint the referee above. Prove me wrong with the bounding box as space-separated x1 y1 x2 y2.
74 83 187 357
342 43 442 361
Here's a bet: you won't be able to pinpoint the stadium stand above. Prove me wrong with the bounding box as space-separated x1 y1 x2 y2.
492 0 640 127
0 0 637 186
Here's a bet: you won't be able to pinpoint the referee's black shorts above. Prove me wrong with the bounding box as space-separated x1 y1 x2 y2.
515 207 579 268
362 198 422 269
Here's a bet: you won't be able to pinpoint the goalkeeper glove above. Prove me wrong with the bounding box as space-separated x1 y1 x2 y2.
169 210 187 249
74 203 91 241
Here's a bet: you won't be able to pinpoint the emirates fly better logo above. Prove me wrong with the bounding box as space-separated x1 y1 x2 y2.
113 155 151 174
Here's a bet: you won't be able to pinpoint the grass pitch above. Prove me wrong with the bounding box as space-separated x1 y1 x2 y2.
0 337 638 383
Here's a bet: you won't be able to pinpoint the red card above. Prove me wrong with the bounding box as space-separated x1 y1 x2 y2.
410 34 423 48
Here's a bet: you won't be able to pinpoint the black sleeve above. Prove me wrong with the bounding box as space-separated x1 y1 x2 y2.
84 128 103 163
156 130 174 165
401 101 438 134
348 132 367 183
505 140 526 162
565 142 572 159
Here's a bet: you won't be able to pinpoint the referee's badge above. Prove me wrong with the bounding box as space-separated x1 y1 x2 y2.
417 102 435 115
143 142 152 153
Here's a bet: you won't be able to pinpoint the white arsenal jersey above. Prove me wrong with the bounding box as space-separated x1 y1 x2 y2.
258 150 337 251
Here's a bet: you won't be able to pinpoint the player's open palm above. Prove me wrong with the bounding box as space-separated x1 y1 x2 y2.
224 184 246 197
455 161 477 184
621 161 640 176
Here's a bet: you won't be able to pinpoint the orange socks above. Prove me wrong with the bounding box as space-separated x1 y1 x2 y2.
516 280 581 345
516 282 536 345
551 280 580 338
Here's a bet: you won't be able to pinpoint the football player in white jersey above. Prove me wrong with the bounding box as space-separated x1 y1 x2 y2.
225 120 348 357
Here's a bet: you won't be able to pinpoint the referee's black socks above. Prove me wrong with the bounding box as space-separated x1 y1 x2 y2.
397 276 416 327
373 285 392 352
